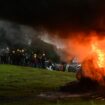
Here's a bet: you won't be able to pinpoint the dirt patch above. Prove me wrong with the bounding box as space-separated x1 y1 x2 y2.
38 80 105 100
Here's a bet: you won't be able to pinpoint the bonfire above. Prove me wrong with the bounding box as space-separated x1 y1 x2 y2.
60 34 105 98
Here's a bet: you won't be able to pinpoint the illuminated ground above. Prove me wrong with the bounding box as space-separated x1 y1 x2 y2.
0 64 105 105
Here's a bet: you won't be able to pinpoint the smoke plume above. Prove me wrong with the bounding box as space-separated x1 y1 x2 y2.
0 0 105 61
0 20 37 49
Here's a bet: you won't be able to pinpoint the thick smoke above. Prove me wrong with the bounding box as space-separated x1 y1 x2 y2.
0 20 37 49
1 0 105 62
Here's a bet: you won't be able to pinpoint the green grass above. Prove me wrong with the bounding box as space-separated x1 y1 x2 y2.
0 64 105 105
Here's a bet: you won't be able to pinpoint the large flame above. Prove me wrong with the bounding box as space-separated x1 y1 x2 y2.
60 32 105 85
92 42 105 68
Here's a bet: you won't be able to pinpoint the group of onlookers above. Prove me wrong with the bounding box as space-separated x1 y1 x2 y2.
0 48 81 72
0 48 48 68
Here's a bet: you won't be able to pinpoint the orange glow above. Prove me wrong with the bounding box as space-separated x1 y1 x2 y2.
92 42 105 68
60 32 105 85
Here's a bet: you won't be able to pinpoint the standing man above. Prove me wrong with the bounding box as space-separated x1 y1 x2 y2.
41 53 46 69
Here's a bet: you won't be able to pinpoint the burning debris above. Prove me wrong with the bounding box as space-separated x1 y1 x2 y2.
80 36 105 86
58 33 105 86
58 33 105 97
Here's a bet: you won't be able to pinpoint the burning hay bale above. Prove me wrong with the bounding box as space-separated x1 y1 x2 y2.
60 45 105 95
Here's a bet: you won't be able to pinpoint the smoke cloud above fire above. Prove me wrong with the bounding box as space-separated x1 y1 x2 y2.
1 0 105 56
0 0 105 60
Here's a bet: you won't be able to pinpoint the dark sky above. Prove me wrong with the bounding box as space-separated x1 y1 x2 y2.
0 0 105 36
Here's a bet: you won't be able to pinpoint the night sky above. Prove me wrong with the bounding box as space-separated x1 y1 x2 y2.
0 0 105 37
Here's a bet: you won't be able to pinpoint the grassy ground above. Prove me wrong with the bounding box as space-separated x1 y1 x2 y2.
0 64 105 105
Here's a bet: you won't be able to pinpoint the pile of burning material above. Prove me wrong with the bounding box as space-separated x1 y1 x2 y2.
60 37 105 96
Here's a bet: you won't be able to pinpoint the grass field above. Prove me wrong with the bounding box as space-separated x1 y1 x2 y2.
0 64 105 105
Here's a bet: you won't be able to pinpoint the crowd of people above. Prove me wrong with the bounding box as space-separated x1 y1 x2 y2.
0 48 81 72
0 48 49 68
